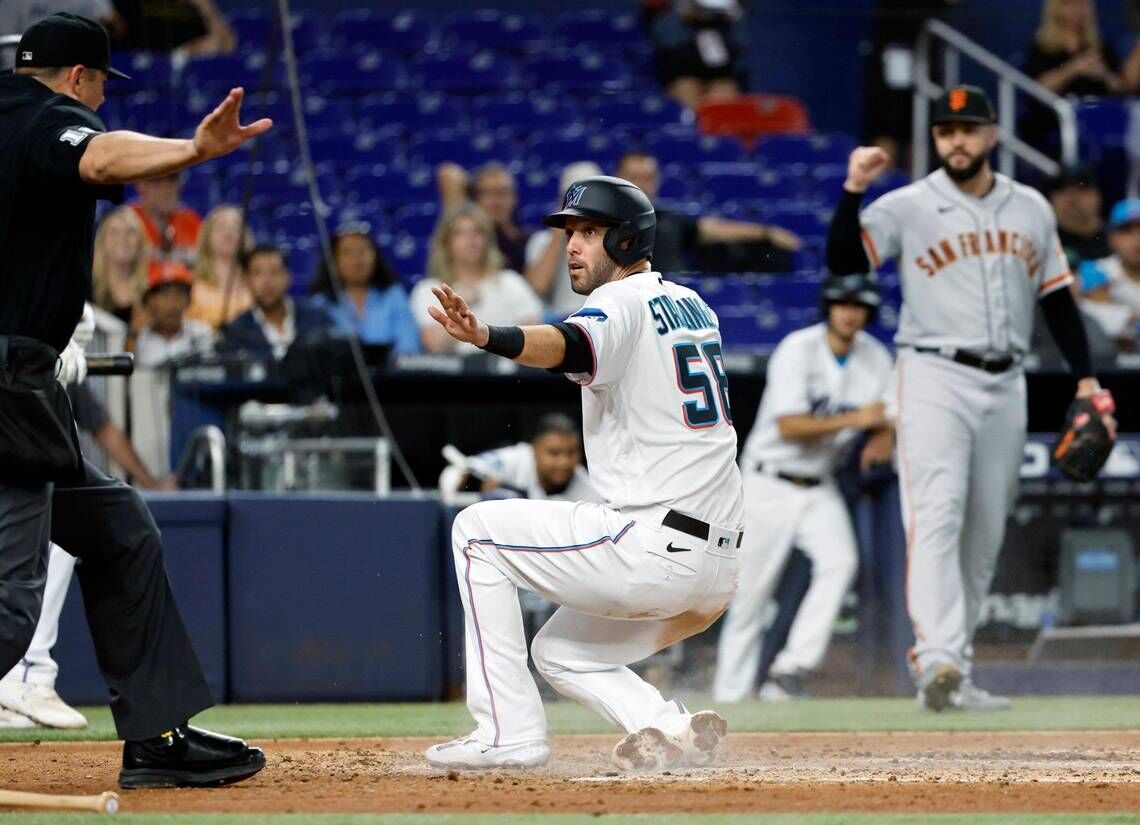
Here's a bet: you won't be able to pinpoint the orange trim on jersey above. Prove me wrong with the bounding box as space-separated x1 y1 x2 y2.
1038 272 1074 296
896 355 925 648
861 229 881 269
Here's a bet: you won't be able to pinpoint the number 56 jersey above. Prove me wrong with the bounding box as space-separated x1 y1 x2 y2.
563 271 744 530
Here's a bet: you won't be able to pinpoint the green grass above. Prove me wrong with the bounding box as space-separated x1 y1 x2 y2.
1 696 1138 744
2 816 1139 824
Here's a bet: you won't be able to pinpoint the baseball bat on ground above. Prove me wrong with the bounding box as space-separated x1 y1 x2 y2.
0 788 119 813
85 353 134 377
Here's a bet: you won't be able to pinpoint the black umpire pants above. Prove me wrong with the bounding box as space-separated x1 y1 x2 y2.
0 460 213 740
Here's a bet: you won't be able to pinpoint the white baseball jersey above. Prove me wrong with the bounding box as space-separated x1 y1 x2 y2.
464 441 602 503
860 168 1073 353
740 324 894 479
564 271 744 529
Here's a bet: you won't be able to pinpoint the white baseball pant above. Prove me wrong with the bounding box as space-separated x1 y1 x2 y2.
2 543 75 687
895 351 1025 679
450 498 741 747
713 471 857 701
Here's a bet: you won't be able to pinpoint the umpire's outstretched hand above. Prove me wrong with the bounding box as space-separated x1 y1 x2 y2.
192 88 273 162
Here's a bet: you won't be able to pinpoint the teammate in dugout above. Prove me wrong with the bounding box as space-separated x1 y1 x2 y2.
438 413 602 506
0 13 269 786
827 85 1118 711
714 273 894 703
424 176 744 772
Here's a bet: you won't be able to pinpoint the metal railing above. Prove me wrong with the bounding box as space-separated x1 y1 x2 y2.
176 425 227 493
912 19 1079 179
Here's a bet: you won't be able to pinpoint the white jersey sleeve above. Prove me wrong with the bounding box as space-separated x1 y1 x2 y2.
1031 192 1075 298
563 286 643 387
761 336 812 419
859 189 907 269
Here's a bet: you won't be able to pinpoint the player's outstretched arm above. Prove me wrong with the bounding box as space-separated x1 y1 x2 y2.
428 284 566 368
78 87 272 185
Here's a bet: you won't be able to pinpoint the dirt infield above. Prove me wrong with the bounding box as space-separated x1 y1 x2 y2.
2 730 1138 814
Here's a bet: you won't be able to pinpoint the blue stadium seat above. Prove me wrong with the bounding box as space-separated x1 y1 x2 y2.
331 10 435 55
516 167 559 210
553 11 642 48
470 95 578 131
525 130 621 170
356 93 467 134
440 11 546 53
1075 99 1129 153
808 164 849 196
301 96 355 131
755 133 857 168
409 131 504 168
698 163 765 202
764 208 832 240
119 52 173 90
517 203 554 228
393 203 441 237
585 95 690 131
345 164 436 205
647 132 745 165
387 233 431 281
183 54 283 94
865 170 911 200
299 51 406 95
412 52 519 94
309 129 403 167
230 10 323 53
528 53 633 93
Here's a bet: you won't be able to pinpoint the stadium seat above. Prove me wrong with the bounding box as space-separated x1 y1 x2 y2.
1075 99 1129 154
119 52 173 90
356 94 467 134
440 11 546 53
470 95 578 131
230 10 323 54
764 208 832 240
408 131 503 168
553 11 642 48
525 130 621 170
585 95 691 131
755 133 857 168
865 170 911 200
331 10 435 55
387 233 431 281
524 53 632 93
411 52 519 93
647 131 745 164
345 164 436 205
309 129 403 168
299 52 406 95
697 95 811 148
301 97 355 132
516 168 559 210
393 203 442 237
183 54 283 94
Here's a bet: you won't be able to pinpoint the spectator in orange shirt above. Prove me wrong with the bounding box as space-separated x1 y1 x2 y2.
187 204 254 328
130 172 202 267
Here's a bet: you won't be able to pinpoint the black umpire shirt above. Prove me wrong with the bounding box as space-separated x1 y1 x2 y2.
0 74 123 353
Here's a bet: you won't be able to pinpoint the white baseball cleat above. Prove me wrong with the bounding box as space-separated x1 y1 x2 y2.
676 710 728 766
424 736 550 770
611 726 684 772
949 678 1011 711
0 707 36 729
0 681 87 729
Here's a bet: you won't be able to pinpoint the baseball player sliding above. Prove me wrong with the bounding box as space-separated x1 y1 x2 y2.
827 85 1118 711
424 176 744 771
714 273 893 703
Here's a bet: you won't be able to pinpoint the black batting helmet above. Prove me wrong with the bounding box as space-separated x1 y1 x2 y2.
819 272 881 323
543 176 655 267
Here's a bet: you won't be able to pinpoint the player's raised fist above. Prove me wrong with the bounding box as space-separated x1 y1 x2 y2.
844 147 891 194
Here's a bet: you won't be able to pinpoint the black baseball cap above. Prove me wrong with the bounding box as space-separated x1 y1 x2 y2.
14 13 130 79
931 85 995 125
1049 163 1099 194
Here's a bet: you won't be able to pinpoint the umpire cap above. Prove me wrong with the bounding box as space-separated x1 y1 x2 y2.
931 85 995 126
15 13 130 79
820 272 880 321
543 176 656 267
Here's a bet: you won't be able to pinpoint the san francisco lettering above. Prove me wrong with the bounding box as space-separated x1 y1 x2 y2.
914 230 1040 278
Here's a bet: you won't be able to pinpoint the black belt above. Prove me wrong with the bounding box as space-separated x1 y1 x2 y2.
663 509 743 548
912 346 1018 374
757 464 822 488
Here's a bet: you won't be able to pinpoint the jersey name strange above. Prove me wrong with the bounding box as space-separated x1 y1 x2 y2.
647 294 717 335
915 229 1042 279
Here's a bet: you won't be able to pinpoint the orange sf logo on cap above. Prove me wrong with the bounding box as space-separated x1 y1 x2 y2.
949 88 968 112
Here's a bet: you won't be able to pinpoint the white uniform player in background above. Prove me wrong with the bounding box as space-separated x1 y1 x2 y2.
714 273 893 703
0 305 96 730
827 85 1117 711
423 176 744 772
438 413 601 506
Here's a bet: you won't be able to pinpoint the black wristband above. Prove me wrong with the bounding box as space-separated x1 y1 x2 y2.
479 325 525 359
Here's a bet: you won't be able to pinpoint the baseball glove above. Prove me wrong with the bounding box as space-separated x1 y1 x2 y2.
1052 389 1116 482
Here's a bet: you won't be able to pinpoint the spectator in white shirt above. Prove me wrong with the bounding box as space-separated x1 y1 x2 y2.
410 203 542 355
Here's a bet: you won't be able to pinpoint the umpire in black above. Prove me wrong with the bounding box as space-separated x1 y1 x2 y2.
0 14 271 789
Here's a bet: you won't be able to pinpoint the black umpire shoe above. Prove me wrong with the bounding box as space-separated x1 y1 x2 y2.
119 724 266 789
